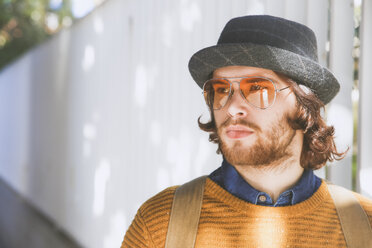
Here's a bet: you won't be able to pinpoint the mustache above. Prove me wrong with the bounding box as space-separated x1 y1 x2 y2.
220 117 262 132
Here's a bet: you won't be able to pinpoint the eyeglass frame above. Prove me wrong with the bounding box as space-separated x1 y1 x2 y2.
202 76 291 110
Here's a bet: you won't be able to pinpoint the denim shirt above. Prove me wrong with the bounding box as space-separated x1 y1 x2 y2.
209 159 322 207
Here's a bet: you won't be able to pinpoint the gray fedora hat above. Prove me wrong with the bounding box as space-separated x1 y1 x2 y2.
188 15 340 104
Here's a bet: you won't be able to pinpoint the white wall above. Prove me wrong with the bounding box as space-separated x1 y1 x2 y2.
326 0 354 189
0 0 358 247
358 0 372 198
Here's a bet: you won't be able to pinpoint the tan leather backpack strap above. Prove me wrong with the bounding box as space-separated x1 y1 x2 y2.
164 176 207 248
327 183 372 248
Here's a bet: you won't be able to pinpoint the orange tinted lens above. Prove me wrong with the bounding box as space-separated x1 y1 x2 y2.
203 79 230 109
240 78 275 108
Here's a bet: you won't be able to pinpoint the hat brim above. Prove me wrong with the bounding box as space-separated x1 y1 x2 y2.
188 43 339 104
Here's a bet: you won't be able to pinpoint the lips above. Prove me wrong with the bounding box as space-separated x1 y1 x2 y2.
225 125 254 139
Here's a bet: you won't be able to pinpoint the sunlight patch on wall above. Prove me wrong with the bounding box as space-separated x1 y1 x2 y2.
180 0 201 32
93 159 111 217
84 123 97 140
83 112 100 158
83 122 97 158
82 45 95 71
134 65 158 108
94 15 104 34
246 0 265 15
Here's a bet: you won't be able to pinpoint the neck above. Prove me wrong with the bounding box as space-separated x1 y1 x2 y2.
232 130 304 203
234 159 304 203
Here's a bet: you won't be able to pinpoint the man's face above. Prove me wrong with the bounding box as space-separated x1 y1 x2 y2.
212 66 302 167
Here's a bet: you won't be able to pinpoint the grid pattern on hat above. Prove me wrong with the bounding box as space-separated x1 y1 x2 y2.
219 16 318 61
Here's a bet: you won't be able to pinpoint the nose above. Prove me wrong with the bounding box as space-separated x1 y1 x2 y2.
225 82 248 117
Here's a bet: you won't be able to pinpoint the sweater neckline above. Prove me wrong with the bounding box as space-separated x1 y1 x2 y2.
205 177 329 218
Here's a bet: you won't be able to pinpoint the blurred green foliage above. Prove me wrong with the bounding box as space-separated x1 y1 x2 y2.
0 0 73 71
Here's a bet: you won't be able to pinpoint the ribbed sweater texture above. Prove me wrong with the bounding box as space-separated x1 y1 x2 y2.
122 178 372 248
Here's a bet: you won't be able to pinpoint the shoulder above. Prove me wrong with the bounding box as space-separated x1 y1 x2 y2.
138 185 178 220
352 191 372 223
138 176 209 218
327 182 372 224
353 191 372 206
122 186 179 248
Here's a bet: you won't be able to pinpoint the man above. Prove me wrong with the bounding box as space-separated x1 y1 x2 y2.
122 15 372 247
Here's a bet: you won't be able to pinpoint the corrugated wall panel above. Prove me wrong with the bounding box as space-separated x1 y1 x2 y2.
358 0 372 197
327 0 354 189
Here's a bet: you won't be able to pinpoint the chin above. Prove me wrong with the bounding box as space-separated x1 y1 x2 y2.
223 136 256 148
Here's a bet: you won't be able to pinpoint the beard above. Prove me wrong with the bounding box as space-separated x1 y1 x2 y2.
217 115 297 167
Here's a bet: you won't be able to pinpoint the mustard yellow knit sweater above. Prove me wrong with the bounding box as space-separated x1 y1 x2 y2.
122 178 372 248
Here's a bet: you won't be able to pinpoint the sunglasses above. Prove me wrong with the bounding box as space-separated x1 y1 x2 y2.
202 76 290 110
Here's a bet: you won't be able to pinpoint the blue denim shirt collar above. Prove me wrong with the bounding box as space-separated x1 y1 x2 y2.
209 159 321 206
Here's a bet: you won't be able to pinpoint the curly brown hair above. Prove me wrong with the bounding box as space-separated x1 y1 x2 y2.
198 77 347 170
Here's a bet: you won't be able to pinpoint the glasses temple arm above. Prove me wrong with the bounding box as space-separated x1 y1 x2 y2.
277 86 290 92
